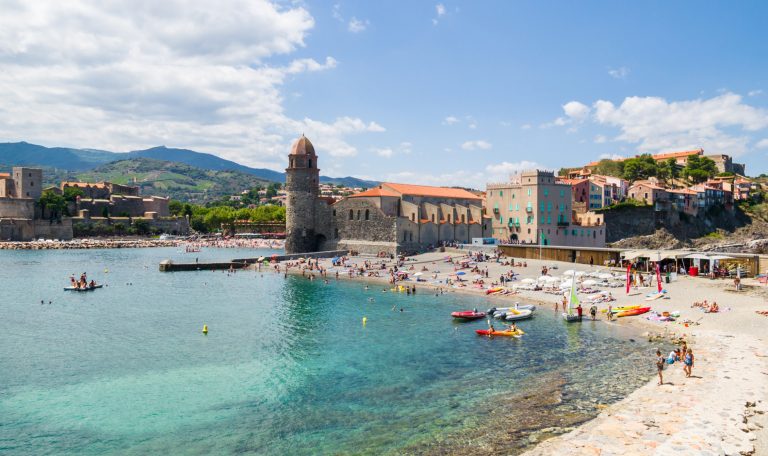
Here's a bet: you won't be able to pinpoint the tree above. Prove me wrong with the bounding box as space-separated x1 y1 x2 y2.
132 219 151 235
169 200 184 216
592 159 625 178
101 206 110 218
683 155 717 184
62 186 85 202
265 183 279 199
183 203 193 218
38 190 67 220
622 154 658 182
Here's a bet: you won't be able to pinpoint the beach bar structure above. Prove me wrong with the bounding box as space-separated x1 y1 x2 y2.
498 244 763 277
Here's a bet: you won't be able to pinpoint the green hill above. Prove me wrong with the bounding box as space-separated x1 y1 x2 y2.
73 158 274 203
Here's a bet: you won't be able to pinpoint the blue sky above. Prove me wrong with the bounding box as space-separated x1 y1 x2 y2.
1 1 767 186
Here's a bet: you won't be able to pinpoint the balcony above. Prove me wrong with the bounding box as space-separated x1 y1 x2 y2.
493 206 499 213
557 221 569 227
525 206 533 213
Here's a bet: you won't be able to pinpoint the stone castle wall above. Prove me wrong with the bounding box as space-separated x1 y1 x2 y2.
0 198 35 219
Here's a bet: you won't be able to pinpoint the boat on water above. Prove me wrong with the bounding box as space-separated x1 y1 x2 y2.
451 310 486 320
488 304 536 316
505 309 533 321
475 328 525 337
64 284 103 292
563 276 581 322
601 305 640 314
615 306 651 318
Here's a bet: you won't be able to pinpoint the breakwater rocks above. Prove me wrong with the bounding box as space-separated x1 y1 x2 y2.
0 239 182 250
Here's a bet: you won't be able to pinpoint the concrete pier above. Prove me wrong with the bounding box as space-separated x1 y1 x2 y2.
159 250 347 272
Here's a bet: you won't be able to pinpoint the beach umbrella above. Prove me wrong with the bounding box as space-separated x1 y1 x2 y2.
598 273 614 279
456 271 466 276
574 271 586 277
414 272 423 276
562 270 576 276
521 278 536 284
544 276 560 283
559 281 572 289
582 279 597 286
474 274 483 280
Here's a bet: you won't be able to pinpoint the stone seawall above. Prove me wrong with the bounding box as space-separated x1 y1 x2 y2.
0 239 181 250
160 250 347 272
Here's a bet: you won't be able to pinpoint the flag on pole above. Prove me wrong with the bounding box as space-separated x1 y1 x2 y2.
656 262 663 293
625 263 631 294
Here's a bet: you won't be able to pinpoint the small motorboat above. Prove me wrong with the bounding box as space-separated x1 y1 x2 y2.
488 304 536 315
562 312 581 322
504 309 533 321
64 284 103 292
451 310 487 320
615 306 651 318
475 328 525 337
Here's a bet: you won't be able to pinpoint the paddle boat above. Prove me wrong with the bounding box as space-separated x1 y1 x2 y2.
451 310 487 320
64 284 103 292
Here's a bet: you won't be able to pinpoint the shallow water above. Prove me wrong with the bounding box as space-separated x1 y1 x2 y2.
0 248 654 455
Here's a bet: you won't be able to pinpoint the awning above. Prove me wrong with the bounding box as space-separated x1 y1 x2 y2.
708 254 735 260
683 253 710 260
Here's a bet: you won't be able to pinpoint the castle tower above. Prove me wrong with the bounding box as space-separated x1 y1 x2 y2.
12 167 43 199
285 135 320 254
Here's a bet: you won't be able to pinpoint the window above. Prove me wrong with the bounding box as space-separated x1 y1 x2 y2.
333 209 336 217
431 214 435 223
560 189 565 197
365 209 370 220
547 202 552 212
515 204 519 211
461 214 465 223
411 214 415 222
356 210 361 220
308 159 312 168
30 182 33 187
500 191 503 197
512 194 515 199
349 209 353 220
527 188 532 196
447 214 451 223
547 216 551 224
543 189 548 197
334 228 339 239
539 202 544 211
500 216 504 224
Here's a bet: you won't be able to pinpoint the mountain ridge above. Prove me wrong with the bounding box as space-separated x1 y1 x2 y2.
0 141 379 188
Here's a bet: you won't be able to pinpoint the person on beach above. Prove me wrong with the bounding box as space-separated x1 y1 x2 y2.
684 349 694 377
667 349 678 364
656 350 665 385
607 304 613 321
576 304 583 321
680 342 688 368
589 305 597 321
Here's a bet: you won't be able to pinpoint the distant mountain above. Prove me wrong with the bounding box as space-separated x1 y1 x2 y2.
75 158 274 204
0 142 379 187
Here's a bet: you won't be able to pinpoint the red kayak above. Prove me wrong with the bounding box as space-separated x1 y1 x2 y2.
451 311 487 320
615 306 651 318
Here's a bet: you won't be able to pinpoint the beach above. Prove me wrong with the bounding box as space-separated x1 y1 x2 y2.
272 248 768 455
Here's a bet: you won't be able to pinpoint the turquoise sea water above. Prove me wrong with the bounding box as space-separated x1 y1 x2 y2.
0 248 653 455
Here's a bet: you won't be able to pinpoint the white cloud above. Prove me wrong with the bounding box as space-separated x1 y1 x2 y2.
594 134 607 144
520 124 532 130
399 142 413 154
749 89 763 97
608 66 630 79
563 101 590 121
443 115 460 125
468 122 477 129
0 0 384 168
332 3 343 22
432 3 447 25
591 92 768 156
460 140 492 151
348 17 369 33
545 101 590 129
373 147 394 158
756 139 768 149
485 161 543 182
598 153 624 160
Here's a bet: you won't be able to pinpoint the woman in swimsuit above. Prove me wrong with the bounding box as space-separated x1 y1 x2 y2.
656 350 665 385
684 349 694 377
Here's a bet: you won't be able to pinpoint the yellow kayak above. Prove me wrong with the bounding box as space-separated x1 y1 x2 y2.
475 328 525 337
600 305 640 313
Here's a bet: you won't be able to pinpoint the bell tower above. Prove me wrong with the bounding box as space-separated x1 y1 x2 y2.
285 135 320 254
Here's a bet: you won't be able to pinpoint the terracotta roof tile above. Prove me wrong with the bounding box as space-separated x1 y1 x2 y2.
348 187 400 198
382 182 482 200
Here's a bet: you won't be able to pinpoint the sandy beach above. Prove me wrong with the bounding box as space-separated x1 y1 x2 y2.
267 248 768 455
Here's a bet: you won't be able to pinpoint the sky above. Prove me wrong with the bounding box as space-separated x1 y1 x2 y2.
1 0 767 187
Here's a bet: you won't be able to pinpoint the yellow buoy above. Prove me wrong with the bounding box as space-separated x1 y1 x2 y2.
104 268 109 273
362 317 367 326
202 324 208 334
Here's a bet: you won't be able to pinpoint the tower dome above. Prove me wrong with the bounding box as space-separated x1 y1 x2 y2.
290 134 316 156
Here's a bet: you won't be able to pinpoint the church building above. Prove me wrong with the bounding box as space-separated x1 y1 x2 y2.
285 135 492 255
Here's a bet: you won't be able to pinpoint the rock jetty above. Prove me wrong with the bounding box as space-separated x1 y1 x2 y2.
0 239 182 250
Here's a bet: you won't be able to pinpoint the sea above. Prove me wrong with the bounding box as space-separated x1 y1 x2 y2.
0 247 655 455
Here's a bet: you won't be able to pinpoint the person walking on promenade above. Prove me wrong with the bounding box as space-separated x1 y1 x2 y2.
656 350 665 385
